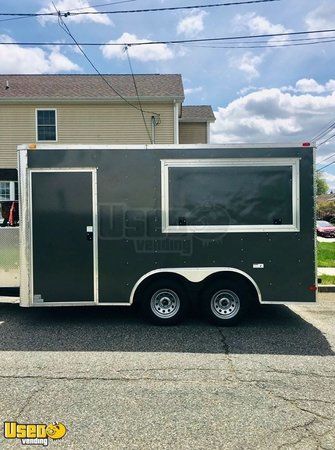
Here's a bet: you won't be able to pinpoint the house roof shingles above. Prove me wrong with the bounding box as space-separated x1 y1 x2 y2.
0 74 184 101
180 105 215 123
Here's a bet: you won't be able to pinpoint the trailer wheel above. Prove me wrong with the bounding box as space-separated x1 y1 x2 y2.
140 279 188 325
202 280 248 326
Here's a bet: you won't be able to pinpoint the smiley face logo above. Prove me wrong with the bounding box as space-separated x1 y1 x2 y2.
45 422 67 440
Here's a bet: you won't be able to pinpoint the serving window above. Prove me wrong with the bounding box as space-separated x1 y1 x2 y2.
161 158 300 233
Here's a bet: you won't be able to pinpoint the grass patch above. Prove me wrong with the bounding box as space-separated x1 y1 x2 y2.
319 274 335 285
318 242 335 268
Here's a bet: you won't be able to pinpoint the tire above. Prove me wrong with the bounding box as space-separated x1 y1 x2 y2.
140 279 188 325
202 279 250 326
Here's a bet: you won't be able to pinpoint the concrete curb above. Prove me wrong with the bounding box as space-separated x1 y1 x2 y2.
318 285 335 293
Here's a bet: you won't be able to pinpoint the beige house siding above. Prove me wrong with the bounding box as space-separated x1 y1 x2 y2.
0 102 175 168
179 122 207 144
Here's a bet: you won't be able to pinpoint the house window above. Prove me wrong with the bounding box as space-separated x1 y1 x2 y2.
161 158 300 233
0 181 19 226
36 109 57 141
0 181 17 201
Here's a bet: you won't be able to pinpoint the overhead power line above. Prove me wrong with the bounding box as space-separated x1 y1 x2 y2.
110 28 335 47
317 159 335 172
0 0 138 22
183 37 335 49
312 120 335 142
318 132 335 147
62 0 281 16
53 5 159 142
65 0 139 12
0 15 32 23
0 28 335 47
124 46 153 143
317 152 335 166
187 35 335 45
0 0 281 18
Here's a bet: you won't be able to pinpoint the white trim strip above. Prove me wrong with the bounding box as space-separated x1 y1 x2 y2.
129 267 263 305
0 297 20 304
28 302 132 307
17 143 316 151
161 158 300 234
28 168 98 305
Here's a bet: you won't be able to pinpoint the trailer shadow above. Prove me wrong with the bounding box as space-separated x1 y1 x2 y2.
0 303 333 356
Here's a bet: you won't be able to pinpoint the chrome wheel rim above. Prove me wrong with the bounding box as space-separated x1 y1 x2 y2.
150 289 181 319
210 289 240 319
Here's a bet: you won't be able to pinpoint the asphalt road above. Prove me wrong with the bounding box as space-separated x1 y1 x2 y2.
0 294 334 450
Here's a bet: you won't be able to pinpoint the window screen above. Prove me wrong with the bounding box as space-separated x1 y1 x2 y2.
167 165 294 228
37 110 56 141
0 182 11 201
0 181 17 201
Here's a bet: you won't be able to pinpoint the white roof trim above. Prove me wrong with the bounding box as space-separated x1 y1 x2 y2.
17 143 315 151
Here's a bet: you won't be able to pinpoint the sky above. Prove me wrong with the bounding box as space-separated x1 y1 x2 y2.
0 0 335 190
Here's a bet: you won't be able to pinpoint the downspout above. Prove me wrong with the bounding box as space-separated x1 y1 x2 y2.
174 101 179 144
207 122 211 144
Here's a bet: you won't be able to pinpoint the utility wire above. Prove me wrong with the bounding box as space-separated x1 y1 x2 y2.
0 0 138 23
0 0 281 17
1 38 334 48
1 28 335 47
182 38 335 49
62 0 281 17
65 0 139 12
187 35 335 45
1 36 335 48
317 152 335 166
114 28 335 46
312 120 335 142
53 4 160 134
124 45 153 143
318 132 335 147
0 15 33 23
317 159 335 172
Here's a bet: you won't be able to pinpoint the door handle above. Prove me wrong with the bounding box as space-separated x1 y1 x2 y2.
86 225 93 241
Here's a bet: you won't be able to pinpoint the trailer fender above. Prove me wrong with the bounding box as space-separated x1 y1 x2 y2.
130 268 262 304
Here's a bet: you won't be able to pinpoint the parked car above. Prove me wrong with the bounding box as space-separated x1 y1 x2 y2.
316 220 335 238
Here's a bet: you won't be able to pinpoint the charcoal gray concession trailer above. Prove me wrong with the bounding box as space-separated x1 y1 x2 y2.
0 143 317 325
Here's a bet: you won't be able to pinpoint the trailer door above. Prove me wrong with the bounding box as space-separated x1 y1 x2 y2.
30 170 97 303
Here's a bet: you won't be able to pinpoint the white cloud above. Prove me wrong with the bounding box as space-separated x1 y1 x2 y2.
230 14 291 79
230 52 264 79
177 11 207 37
0 35 80 73
295 79 326 94
233 12 290 36
237 86 262 96
211 86 335 145
283 78 335 94
185 86 203 95
101 32 174 62
305 2 335 30
326 80 335 91
38 0 112 25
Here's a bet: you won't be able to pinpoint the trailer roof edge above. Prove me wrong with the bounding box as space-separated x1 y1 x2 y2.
17 143 316 151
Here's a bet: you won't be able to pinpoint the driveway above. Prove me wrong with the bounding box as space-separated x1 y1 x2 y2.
0 294 334 450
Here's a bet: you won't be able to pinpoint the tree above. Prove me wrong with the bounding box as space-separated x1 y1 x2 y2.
317 201 335 222
316 172 329 195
